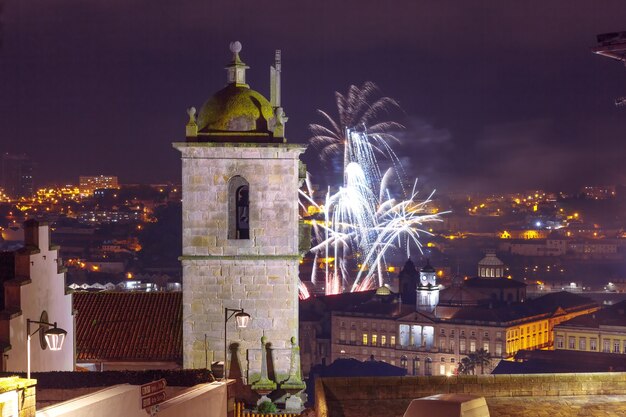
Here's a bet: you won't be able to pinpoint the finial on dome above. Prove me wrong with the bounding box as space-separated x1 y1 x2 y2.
226 41 249 86
230 41 242 54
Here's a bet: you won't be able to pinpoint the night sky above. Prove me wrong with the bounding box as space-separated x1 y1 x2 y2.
1 1 625 193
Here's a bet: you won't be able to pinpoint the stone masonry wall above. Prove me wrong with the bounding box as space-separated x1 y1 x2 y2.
316 373 626 417
177 144 303 257
176 143 305 379
182 258 299 376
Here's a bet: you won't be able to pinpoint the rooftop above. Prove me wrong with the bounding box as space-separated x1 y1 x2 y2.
464 277 526 289
557 299 626 328
74 292 182 362
303 289 596 327
494 349 626 374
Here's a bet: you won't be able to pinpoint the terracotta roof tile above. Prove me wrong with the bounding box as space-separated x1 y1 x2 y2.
74 292 182 362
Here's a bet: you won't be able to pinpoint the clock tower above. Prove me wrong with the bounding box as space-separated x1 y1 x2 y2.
416 260 439 312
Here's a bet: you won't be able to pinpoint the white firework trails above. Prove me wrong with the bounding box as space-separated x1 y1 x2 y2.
301 82 446 296
301 128 446 295
309 83 404 198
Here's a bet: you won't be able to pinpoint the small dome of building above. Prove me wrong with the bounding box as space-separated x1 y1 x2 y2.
478 251 504 267
478 250 505 278
197 84 275 133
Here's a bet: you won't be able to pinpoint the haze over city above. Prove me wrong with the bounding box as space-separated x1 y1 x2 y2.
1 1 626 192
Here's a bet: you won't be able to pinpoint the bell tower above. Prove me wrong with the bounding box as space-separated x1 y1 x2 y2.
416 260 439 312
174 42 305 382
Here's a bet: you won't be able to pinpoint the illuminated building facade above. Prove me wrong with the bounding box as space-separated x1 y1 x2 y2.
328 289 597 376
306 255 600 376
555 300 626 355
79 175 119 195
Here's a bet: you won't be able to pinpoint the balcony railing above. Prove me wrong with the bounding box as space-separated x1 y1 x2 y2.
396 345 438 352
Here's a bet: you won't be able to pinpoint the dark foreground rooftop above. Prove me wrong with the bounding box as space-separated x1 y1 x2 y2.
326 395 626 417
315 373 626 417
488 395 626 417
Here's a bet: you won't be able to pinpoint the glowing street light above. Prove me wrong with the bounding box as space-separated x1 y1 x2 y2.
223 308 251 380
26 319 67 379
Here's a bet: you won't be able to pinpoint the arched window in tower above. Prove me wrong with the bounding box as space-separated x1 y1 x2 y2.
228 176 250 239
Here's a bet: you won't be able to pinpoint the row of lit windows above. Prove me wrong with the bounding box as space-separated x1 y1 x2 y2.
506 333 548 354
339 348 400 361
556 336 626 354
340 321 388 331
345 332 503 356
507 322 548 340
340 327 507 350
340 319 509 340
458 340 503 356
366 334 395 347
439 329 503 339
339 331 396 347
338 318 557 356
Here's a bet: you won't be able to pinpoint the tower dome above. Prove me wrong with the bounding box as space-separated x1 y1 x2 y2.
187 42 286 142
196 84 275 133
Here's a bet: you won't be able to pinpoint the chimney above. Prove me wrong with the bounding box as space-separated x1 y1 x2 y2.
23 219 40 249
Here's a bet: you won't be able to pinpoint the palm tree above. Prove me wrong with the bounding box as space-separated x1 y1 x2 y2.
469 348 492 375
458 349 492 375
309 81 403 186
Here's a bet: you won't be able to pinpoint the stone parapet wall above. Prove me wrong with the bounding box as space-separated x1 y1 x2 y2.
0 377 36 417
316 373 626 417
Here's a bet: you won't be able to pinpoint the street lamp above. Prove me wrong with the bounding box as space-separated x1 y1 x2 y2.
27 319 67 379
224 308 250 380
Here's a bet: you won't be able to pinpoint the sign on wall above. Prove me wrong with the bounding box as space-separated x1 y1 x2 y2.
141 378 167 411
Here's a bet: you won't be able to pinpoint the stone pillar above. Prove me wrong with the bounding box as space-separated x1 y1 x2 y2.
0 377 36 417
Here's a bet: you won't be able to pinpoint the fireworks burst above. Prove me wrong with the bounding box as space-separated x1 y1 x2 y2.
301 151 445 295
300 83 447 297
309 81 404 186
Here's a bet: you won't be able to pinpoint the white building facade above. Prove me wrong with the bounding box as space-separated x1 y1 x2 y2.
2 220 74 373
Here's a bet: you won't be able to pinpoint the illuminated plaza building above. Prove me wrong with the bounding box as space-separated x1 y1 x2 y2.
306 252 599 376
